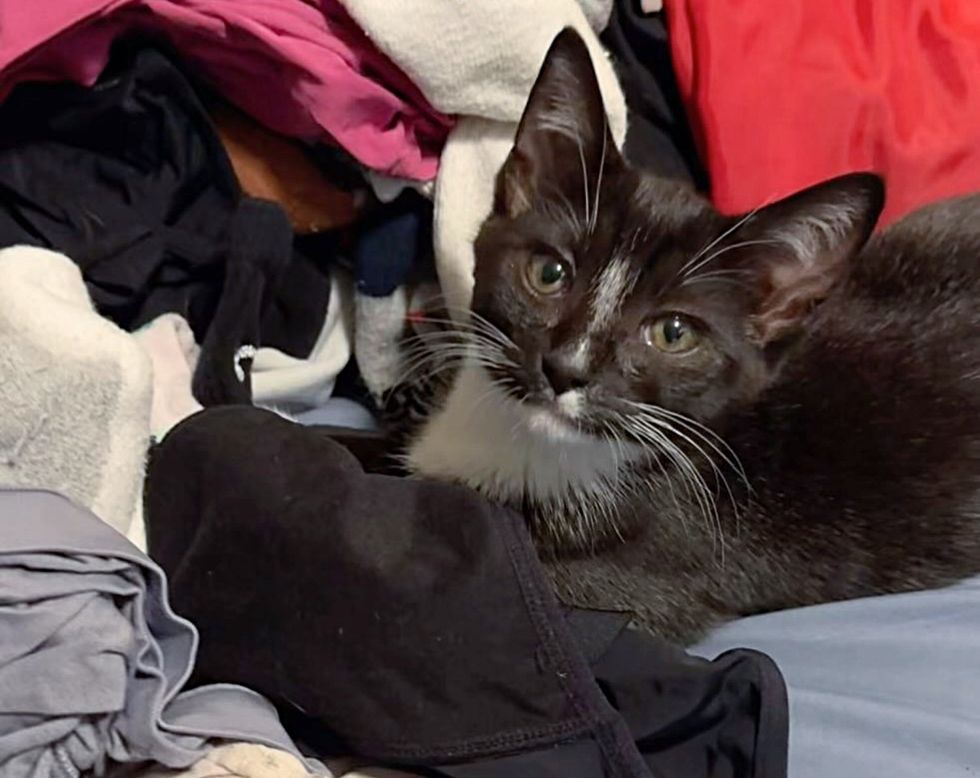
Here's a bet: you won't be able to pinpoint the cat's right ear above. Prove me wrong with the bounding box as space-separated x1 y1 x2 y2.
494 28 619 219
731 173 885 345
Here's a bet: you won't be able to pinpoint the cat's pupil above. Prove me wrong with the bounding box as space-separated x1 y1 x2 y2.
663 316 686 343
540 261 565 285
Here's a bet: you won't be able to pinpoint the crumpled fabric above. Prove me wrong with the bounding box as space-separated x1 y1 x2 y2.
251 266 353 411
0 46 297 408
0 488 319 778
665 0 980 226
0 0 451 180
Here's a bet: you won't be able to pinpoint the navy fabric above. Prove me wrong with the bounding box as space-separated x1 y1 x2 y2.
354 191 432 297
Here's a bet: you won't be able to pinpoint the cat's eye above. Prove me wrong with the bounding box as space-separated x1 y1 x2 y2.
644 315 700 354
525 255 572 296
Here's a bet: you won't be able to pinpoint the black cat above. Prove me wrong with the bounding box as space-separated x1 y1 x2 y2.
404 29 980 644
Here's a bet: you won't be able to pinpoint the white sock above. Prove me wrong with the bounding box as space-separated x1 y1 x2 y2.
134 313 203 439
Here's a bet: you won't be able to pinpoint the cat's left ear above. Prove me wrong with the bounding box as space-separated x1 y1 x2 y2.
732 173 885 344
494 28 621 219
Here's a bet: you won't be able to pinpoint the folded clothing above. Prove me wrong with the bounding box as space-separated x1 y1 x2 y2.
0 489 319 777
0 0 451 180
665 0 980 226
145 406 789 777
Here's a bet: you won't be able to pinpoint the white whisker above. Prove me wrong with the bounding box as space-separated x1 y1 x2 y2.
681 239 780 279
590 120 608 235
677 208 761 278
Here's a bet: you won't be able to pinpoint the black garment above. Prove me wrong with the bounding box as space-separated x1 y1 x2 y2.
191 199 292 405
145 406 788 778
0 44 331 404
260 232 339 360
601 1 709 189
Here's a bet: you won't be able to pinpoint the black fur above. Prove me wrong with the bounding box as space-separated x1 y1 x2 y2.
410 30 980 644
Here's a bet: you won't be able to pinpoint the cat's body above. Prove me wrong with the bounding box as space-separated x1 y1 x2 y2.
403 31 980 644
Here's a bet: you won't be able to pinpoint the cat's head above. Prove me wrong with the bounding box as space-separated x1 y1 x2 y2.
469 28 884 439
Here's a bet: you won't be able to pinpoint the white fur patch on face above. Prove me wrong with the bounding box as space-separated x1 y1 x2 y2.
407 366 632 505
557 388 584 417
590 257 635 331
563 338 591 373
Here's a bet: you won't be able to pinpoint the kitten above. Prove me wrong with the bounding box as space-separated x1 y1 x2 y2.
404 29 980 644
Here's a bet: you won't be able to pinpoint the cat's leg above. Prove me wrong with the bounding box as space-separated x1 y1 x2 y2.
543 553 745 646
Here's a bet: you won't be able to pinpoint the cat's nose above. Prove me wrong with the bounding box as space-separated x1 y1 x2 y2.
541 355 589 395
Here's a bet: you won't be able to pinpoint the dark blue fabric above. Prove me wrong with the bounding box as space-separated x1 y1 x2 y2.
354 190 432 297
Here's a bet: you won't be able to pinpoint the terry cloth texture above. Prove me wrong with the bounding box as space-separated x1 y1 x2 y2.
336 0 628 314
0 246 151 540
0 0 452 180
145 406 789 777
0 488 322 777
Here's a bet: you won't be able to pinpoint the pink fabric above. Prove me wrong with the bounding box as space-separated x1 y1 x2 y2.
0 0 452 180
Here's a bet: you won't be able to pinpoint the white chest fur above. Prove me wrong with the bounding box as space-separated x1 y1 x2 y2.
406 365 627 505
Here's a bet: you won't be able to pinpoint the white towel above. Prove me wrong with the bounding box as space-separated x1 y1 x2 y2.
337 0 627 314
0 246 152 539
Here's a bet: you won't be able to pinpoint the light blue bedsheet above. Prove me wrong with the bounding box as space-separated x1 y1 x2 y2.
693 577 980 777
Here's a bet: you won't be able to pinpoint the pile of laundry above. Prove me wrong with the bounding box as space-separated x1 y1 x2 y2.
4 0 980 776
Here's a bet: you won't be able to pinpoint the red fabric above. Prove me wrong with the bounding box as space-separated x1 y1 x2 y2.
665 0 980 226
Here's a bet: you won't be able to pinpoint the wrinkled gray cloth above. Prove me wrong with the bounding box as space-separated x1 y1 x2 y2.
0 489 324 778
